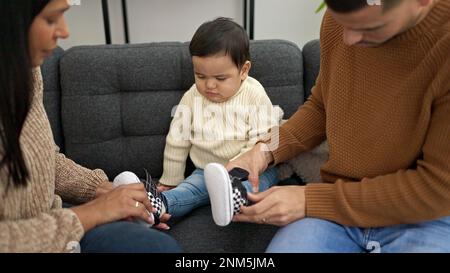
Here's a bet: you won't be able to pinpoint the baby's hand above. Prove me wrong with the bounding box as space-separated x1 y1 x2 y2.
157 182 176 192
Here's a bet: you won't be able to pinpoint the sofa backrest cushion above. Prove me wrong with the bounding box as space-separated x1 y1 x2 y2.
302 39 321 100
249 40 304 117
59 40 304 178
42 47 65 150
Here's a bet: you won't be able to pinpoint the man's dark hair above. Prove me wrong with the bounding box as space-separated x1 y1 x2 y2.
324 0 403 13
189 17 250 68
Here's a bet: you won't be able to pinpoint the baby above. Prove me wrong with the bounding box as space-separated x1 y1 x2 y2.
115 17 281 227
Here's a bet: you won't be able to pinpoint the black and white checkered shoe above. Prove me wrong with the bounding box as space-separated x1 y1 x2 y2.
113 171 156 227
204 163 250 226
142 169 166 225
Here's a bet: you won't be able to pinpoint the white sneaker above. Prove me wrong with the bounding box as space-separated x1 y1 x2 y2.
204 163 250 226
113 171 155 226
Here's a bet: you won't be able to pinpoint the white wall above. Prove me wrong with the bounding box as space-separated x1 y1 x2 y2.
254 0 325 48
126 0 244 44
58 0 106 49
58 0 324 49
59 0 127 49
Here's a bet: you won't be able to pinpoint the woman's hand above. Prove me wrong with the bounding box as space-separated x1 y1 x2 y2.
233 186 306 226
71 183 155 232
94 181 114 198
226 142 273 192
153 213 172 231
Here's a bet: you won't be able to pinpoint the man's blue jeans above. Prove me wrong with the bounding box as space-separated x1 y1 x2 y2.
80 221 182 253
266 216 450 253
162 168 279 218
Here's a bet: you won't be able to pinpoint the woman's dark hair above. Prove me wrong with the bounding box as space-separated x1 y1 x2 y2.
189 17 250 68
0 0 50 188
325 0 403 13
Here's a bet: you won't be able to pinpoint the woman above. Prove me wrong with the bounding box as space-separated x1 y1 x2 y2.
0 0 181 253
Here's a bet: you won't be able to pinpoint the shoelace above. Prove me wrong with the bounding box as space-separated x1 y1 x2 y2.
143 168 161 225
143 168 156 194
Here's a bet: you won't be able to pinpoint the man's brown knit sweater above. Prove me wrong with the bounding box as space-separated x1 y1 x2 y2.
0 69 108 252
272 1 450 227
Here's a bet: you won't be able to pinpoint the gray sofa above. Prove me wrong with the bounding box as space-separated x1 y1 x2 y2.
41 39 320 253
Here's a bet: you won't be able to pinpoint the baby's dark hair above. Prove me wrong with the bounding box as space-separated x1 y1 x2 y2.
189 17 250 68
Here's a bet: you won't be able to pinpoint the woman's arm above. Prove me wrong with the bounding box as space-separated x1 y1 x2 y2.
54 145 110 205
0 208 84 252
0 183 154 252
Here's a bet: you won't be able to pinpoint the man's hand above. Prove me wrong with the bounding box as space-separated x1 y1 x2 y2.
226 142 273 192
233 186 306 226
95 181 114 198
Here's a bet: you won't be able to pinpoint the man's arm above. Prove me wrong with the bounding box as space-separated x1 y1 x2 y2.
306 90 450 227
268 75 327 165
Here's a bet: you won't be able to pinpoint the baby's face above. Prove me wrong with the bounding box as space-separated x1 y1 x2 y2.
192 54 249 103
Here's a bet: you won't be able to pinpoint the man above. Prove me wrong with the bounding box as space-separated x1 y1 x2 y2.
228 0 450 252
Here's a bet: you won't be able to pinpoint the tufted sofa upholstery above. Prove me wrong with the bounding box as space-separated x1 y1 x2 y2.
41 39 321 252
